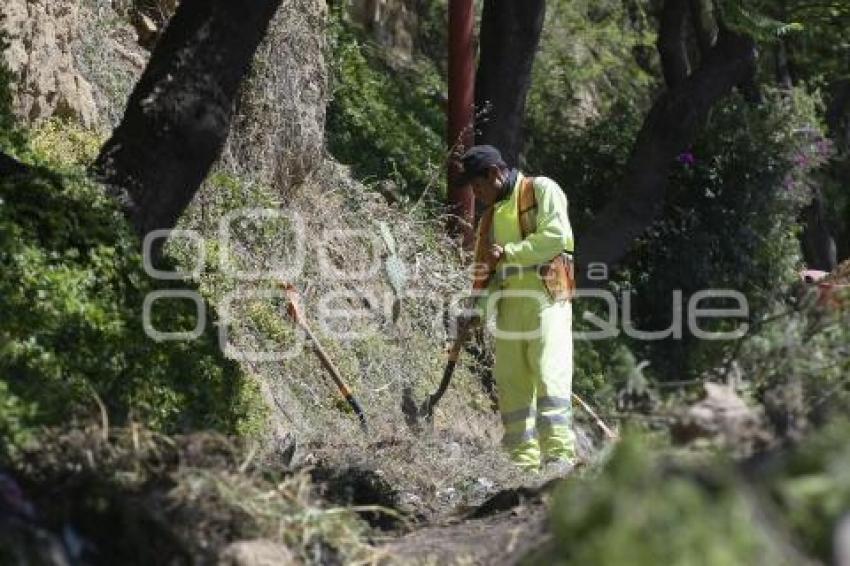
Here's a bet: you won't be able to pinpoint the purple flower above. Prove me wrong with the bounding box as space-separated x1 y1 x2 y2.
676 151 696 167
793 153 809 167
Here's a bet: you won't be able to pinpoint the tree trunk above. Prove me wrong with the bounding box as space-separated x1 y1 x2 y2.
774 40 794 89
687 0 716 55
827 79 850 149
93 0 282 240
658 0 691 88
447 0 476 249
577 29 757 284
801 189 838 272
0 151 29 177
474 0 545 167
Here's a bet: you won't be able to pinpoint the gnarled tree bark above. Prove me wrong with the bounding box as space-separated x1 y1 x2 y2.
93 0 282 241
474 0 546 167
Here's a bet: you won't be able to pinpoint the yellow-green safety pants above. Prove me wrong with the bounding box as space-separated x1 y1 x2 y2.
490 275 575 471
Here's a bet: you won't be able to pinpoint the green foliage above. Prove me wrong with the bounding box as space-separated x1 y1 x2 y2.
571 302 637 409
771 419 850 560
526 99 644 233
536 437 783 565
537 422 850 565
719 1 804 42
627 88 830 379
0 163 266 452
29 118 106 167
742 1 850 87
412 0 449 70
0 380 36 457
326 10 445 198
735 299 850 436
525 0 655 184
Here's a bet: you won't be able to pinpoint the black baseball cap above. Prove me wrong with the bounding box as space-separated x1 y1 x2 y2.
458 145 506 184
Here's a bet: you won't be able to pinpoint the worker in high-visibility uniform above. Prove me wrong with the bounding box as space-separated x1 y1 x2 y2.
459 145 576 472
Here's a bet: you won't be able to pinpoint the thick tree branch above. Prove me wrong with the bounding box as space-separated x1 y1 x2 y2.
827 78 850 148
774 40 794 89
801 189 837 271
658 0 692 88
475 0 546 167
688 0 717 56
577 30 757 284
93 0 282 240
0 151 29 178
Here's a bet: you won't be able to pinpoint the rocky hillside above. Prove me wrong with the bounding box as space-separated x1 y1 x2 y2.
4 1 850 564
0 2 605 562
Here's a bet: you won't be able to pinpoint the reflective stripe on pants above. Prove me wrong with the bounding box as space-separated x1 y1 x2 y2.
492 284 575 469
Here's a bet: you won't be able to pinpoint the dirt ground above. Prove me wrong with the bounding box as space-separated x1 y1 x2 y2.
303 425 596 565
376 504 551 565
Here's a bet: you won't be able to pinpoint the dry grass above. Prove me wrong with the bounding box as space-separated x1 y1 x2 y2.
170 154 535 520
68 0 534 519
10 424 379 564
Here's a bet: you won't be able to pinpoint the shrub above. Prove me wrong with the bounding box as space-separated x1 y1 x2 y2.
770 419 850 560
626 88 831 379
0 162 266 453
29 118 105 167
524 0 655 215
535 437 784 565
0 26 265 444
325 9 445 199
733 296 850 438
536 422 850 565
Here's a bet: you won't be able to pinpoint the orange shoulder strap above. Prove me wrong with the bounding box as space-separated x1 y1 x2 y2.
472 207 495 290
518 176 537 239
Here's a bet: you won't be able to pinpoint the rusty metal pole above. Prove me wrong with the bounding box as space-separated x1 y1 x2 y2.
447 0 475 249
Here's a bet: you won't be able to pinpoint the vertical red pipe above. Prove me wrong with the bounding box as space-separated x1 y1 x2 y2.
447 0 475 249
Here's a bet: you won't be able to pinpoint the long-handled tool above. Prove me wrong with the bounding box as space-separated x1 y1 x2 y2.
408 252 617 440
571 391 618 441
418 315 476 421
403 259 494 428
413 314 617 440
280 283 368 432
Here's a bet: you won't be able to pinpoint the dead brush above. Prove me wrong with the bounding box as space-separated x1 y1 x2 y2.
6 424 385 564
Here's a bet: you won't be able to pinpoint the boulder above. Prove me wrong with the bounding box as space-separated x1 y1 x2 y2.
218 540 297 566
347 0 417 61
671 382 772 454
222 0 329 193
1 0 98 127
